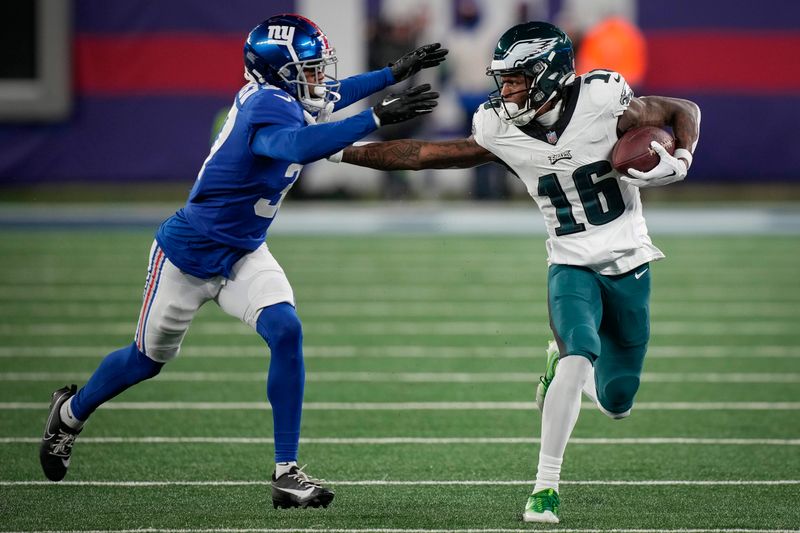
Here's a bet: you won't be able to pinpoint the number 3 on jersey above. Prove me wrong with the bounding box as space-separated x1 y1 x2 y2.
538 160 625 236
254 163 302 219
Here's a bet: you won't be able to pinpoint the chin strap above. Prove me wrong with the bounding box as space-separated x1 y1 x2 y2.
535 99 564 128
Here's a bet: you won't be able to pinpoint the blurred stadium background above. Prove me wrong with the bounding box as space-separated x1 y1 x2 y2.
2 1 800 532
2 0 800 202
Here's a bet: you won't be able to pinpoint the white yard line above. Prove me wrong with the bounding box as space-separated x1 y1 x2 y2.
1 527 800 533
2 480 799 488
0 301 798 319
3 401 800 411
0 345 796 359
1 287 798 302
1 321 798 336
2 437 799 445
2 371 799 384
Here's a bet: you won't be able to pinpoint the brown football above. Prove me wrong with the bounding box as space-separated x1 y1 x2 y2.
611 126 675 175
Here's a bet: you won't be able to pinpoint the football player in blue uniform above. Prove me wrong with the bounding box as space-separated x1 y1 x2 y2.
39 13 446 509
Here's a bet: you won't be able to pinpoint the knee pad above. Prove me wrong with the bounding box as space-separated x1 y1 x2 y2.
598 374 640 416
256 302 303 352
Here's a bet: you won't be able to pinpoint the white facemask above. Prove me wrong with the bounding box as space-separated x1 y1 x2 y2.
500 101 538 127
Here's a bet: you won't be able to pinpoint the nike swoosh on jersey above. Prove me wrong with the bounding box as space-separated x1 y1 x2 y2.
381 97 400 106
635 268 649 279
273 485 316 499
274 93 294 103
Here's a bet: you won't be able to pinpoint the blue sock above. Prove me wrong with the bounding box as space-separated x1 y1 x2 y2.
71 342 164 421
256 302 304 463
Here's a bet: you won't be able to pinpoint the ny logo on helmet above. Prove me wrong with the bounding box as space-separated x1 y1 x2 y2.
267 25 295 41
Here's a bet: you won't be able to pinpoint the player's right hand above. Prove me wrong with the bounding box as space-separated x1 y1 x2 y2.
621 142 688 188
372 84 439 126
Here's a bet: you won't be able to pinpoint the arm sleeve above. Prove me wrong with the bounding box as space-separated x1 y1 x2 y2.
333 67 395 111
251 109 380 164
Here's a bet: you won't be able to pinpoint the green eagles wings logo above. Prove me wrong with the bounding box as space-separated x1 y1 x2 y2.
505 37 560 67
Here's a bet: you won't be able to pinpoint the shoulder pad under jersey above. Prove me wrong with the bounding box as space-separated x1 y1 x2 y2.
472 102 504 150
243 85 304 127
581 69 634 118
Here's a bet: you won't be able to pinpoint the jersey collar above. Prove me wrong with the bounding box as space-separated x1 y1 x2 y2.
517 77 581 145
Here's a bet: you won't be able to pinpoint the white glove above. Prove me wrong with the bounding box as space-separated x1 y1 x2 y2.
621 142 692 188
327 149 344 163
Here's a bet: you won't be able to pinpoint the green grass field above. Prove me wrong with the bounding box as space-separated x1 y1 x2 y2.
1 230 799 532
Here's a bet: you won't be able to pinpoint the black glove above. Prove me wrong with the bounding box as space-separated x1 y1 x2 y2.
389 43 449 82
373 84 439 126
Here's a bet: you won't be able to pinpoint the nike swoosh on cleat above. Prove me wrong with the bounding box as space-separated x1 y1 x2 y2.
273 485 316 499
635 268 649 279
381 97 400 106
43 392 67 440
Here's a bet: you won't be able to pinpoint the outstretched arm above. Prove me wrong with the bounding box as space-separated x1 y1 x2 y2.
333 68 394 111
253 84 439 164
617 96 701 187
334 44 448 111
341 137 498 171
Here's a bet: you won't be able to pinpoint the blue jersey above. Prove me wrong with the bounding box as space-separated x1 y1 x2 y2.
184 83 306 251
156 69 393 279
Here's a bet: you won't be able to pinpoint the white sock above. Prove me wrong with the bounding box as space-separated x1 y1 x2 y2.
59 397 85 430
533 453 562 493
582 363 599 404
534 355 592 493
275 461 297 477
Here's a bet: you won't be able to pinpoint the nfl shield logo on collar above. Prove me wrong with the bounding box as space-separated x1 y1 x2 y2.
546 131 558 144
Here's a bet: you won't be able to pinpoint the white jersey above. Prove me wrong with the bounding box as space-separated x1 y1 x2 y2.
473 70 664 275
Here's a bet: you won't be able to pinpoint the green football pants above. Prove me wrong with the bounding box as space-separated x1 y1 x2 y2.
547 263 651 414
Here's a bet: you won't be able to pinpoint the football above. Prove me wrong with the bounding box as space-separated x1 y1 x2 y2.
611 126 675 175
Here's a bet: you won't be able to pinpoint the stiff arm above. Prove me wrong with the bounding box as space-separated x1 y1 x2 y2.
341 137 498 170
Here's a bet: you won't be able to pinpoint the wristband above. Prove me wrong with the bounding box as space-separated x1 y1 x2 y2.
327 142 373 164
674 148 693 170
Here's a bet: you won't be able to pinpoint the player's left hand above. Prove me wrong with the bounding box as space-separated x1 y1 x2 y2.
389 43 449 82
621 141 688 188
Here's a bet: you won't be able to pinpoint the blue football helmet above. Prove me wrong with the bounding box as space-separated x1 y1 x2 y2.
486 22 575 125
244 14 341 112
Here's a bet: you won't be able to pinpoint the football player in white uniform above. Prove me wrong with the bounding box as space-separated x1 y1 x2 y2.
330 21 700 523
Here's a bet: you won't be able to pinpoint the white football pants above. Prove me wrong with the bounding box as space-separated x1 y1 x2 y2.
133 240 294 362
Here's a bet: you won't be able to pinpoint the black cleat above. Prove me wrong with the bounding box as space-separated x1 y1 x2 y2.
39 384 81 481
271 465 335 509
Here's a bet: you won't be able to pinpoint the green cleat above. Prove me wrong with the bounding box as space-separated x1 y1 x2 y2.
523 488 560 523
535 340 560 412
